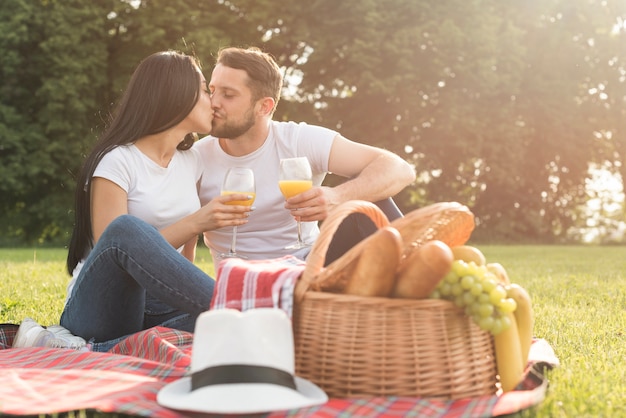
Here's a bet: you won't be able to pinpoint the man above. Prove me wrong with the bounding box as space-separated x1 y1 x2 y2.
196 46 416 262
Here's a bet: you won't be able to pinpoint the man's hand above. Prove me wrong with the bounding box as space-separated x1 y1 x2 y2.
283 186 339 222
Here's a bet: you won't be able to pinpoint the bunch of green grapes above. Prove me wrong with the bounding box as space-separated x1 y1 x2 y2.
430 260 517 335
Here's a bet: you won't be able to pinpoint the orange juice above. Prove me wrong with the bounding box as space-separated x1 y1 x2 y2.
221 191 256 206
279 180 313 198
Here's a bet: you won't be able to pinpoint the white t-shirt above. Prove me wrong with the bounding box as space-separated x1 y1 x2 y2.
196 121 336 261
94 145 203 232
68 144 203 299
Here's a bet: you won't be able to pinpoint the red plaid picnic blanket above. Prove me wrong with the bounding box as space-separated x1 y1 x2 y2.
0 323 557 417
210 255 305 318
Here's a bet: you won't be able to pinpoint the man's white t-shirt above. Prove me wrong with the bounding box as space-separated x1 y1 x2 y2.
196 121 337 261
67 144 203 300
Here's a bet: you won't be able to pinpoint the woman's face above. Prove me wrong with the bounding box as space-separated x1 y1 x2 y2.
182 69 214 135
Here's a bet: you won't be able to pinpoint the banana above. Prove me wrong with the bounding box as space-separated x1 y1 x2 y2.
451 245 486 266
487 262 511 285
493 312 524 393
506 283 534 367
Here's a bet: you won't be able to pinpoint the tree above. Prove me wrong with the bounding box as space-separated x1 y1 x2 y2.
1 0 624 244
0 0 109 244
0 0 235 244
258 0 626 242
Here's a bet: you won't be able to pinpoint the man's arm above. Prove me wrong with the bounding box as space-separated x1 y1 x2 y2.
327 134 416 203
284 134 416 221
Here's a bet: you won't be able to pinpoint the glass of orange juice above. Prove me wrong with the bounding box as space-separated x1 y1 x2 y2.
220 167 255 259
279 157 313 249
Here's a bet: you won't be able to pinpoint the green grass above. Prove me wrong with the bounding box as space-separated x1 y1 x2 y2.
0 247 215 326
1 245 626 417
481 245 626 418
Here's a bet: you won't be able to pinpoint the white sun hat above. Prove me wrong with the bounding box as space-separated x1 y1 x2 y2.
157 308 328 414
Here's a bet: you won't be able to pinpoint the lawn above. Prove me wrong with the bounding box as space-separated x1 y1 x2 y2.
1 245 625 417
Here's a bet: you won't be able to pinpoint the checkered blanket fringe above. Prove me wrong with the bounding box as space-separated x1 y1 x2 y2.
0 323 556 418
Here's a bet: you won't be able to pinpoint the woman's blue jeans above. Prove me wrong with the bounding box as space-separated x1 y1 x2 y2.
60 215 215 352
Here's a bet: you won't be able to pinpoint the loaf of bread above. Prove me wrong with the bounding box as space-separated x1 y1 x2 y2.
390 202 474 256
342 226 403 297
391 240 454 299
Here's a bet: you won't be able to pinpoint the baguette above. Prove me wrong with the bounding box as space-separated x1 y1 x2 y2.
392 240 454 299
342 226 403 297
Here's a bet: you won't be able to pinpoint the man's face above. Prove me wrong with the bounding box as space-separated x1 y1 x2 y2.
209 63 257 139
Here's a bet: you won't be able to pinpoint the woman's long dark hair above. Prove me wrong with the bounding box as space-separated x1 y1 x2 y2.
66 51 204 274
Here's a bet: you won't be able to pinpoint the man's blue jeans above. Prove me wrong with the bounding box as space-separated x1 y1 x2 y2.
60 215 215 352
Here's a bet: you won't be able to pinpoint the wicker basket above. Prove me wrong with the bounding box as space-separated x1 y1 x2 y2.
293 201 498 399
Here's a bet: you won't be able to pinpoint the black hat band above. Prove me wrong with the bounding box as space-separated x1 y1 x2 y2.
191 364 297 391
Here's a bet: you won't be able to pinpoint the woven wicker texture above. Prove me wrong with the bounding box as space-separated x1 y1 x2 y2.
294 200 498 399
390 201 475 259
298 201 392 296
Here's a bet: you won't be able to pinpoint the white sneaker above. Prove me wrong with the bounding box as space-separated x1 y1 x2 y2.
13 318 88 350
12 318 54 348
45 325 87 350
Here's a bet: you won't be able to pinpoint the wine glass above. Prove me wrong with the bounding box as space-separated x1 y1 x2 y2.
279 157 313 250
219 167 256 259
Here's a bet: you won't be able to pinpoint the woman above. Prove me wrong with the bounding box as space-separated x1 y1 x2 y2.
57 51 252 352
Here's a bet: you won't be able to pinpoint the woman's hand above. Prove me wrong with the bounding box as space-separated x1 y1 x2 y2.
193 193 254 232
159 193 252 251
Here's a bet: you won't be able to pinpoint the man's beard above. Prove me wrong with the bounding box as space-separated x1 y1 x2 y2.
211 109 255 139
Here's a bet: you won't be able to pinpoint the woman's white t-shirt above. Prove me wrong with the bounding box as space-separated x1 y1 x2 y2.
68 144 203 299
195 121 336 261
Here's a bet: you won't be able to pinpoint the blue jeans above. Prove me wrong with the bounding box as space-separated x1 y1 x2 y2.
324 198 403 265
60 215 215 352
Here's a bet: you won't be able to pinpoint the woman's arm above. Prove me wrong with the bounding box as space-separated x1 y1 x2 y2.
91 177 252 255
91 177 129 243
160 193 254 250
180 235 198 262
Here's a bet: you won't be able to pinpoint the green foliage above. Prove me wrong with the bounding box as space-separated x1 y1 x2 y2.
1 0 625 244
0 0 109 244
262 0 626 242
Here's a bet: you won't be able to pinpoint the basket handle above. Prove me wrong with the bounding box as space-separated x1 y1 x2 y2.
297 200 390 300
